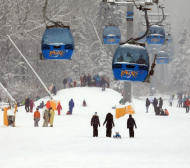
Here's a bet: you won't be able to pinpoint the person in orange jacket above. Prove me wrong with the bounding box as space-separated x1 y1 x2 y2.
34 107 40 127
57 103 62 115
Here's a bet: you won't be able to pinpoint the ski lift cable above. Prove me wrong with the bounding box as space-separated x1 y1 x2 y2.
120 7 150 45
150 5 165 26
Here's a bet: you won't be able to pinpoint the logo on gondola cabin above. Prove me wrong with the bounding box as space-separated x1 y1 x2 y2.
108 39 116 42
49 50 65 57
151 38 160 42
121 70 139 78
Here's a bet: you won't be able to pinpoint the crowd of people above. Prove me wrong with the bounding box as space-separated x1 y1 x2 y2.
23 96 137 138
91 112 137 138
63 74 110 91
146 97 169 116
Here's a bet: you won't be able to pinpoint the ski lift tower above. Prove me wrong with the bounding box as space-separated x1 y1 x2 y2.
103 0 155 104
0 82 17 127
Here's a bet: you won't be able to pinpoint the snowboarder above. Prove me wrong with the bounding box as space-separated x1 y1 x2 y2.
34 107 40 127
43 108 50 127
83 100 87 107
25 97 30 112
91 112 100 137
168 97 173 106
68 99 74 114
159 97 163 109
49 107 55 127
185 98 190 113
145 98 150 113
127 114 137 138
57 103 62 115
103 113 115 137
29 100 35 113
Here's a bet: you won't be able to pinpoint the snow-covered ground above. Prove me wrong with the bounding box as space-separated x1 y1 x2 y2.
0 87 190 168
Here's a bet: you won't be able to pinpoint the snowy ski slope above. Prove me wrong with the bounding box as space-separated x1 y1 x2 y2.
0 87 190 168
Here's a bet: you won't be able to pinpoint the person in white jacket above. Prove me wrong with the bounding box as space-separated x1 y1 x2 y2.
168 98 173 106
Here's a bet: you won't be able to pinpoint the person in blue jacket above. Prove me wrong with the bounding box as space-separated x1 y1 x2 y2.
69 99 74 114
95 74 100 87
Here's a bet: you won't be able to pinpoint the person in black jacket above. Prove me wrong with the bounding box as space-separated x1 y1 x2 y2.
101 77 106 91
153 97 158 112
63 78 67 89
145 98 150 113
159 97 163 109
91 112 100 137
127 114 137 138
25 97 30 112
103 113 115 137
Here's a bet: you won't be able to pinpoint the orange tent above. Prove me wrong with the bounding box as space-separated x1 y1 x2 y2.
46 100 60 111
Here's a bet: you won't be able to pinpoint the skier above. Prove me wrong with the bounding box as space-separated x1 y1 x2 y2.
145 98 150 113
34 107 40 127
57 103 62 115
153 98 158 112
103 113 115 137
29 100 35 113
82 100 87 107
127 114 137 138
42 108 50 127
159 97 163 109
68 99 74 114
91 112 100 137
25 97 30 112
168 97 173 106
49 107 55 127
185 98 190 113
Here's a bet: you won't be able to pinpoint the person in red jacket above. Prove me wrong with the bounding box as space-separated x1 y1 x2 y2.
57 103 62 115
46 101 51 109
74 80 77 87
185 98 190 113
34 107 40 127
29 100 35 113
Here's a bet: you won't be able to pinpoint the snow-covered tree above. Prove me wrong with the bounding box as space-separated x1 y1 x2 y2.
171 22 190 92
